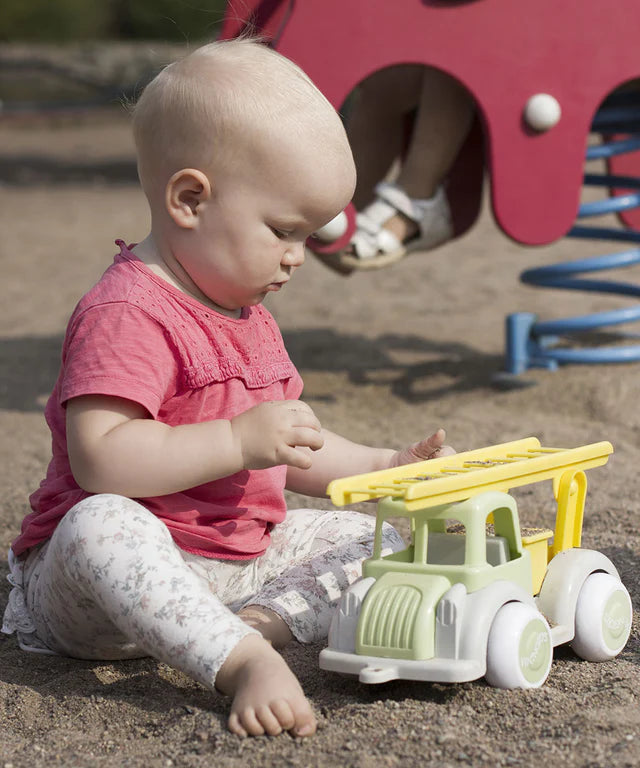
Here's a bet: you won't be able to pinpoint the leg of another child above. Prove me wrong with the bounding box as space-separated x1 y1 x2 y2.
314 65 475 273
350 66 474 245
346 65 425 211
396 66 475 202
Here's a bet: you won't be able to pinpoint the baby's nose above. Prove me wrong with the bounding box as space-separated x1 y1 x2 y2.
283 241 305 268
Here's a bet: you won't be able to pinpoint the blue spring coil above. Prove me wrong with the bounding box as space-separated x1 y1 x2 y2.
505 101 640 375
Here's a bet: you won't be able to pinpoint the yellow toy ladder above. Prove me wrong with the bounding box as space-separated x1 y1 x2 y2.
327 437 613 559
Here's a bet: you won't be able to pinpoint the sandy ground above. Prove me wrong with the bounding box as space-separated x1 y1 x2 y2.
1 102 639 768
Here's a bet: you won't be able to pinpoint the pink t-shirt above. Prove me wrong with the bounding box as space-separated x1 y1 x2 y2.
13 241 303 559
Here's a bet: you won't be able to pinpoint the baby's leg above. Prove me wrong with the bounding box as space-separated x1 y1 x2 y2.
23 494 314 737
243 509 404 644
237 604 293 648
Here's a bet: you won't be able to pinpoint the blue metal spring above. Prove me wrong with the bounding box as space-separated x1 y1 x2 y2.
505 101 640 375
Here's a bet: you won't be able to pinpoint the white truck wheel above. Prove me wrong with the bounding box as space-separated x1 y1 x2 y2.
485 602 553 689
571 572 632 661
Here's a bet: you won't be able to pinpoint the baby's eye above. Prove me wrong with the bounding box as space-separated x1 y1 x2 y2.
269 226 291 240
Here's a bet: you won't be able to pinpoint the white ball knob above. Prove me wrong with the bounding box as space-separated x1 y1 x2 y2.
313 210 348 242
523 93 562 131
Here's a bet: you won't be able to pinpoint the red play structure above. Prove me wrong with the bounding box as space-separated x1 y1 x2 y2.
221 0 640 373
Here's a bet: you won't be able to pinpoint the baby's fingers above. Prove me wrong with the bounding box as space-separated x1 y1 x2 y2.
415 428 455 458
422 428 446 452
391 428 455 467
286 404 322 434
279 418 325 466
278 444 315 470
292 425 324 452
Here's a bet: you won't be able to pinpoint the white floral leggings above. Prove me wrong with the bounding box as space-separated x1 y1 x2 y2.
2 494 403 692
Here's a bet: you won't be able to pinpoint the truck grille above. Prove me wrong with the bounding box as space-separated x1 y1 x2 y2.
360 585 421 650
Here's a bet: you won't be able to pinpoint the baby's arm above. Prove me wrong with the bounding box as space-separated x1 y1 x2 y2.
285 427 453 498
66 394 323 497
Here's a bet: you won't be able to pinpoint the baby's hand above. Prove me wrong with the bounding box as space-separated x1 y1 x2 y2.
389 428 455 468
231 400 324 471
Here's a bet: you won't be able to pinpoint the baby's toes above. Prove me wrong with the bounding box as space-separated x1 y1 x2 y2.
231 707 265 737
227 711 248 738
255 703 286 736
291 700 317 738
269 699 296 732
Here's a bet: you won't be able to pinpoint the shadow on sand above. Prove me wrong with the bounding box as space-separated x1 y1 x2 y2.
0 154 138 186
283 327 501 404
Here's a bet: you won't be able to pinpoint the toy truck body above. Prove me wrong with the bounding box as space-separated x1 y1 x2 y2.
319 438 632 688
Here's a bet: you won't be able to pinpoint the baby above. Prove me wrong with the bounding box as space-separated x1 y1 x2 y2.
2 39 453 739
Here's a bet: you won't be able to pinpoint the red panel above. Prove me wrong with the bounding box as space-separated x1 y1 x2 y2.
221 0 640 245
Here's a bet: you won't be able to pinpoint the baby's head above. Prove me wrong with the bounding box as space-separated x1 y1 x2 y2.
132 38 355 216
131 39 355 314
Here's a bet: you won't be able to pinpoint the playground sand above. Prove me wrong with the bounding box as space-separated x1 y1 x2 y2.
1 108 639 768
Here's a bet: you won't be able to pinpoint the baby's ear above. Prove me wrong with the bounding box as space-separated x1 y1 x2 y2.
165 168 211 228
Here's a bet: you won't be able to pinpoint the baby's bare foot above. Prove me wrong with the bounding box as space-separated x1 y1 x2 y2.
216 634 316 738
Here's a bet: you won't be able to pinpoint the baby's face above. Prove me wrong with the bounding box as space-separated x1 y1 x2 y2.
175 131 356 314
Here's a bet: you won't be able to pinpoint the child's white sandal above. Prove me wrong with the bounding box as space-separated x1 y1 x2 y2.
312 182 453 273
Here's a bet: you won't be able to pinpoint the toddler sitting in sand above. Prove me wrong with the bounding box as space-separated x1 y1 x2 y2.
2 39 453 738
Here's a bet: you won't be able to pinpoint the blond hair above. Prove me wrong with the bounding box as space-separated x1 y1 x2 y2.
132 38 345 199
